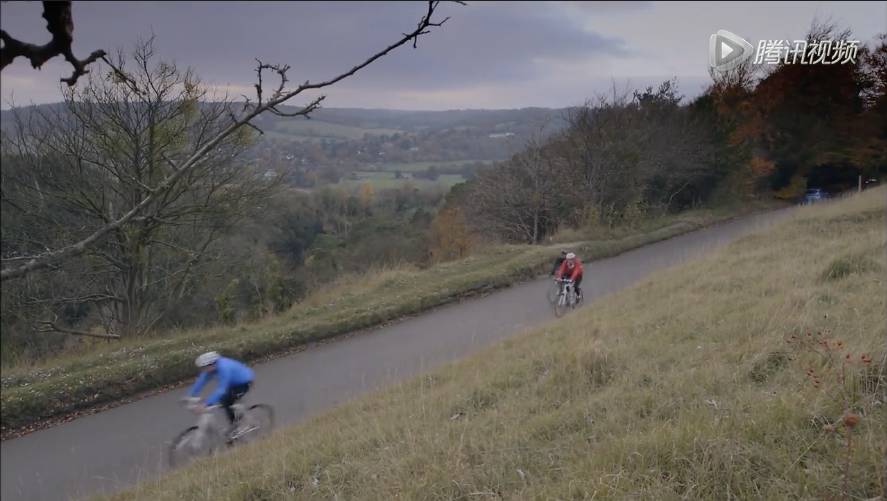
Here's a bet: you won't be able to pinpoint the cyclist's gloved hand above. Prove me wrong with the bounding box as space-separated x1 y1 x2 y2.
182 396 205 412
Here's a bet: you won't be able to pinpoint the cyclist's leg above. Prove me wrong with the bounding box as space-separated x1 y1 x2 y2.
233 382 251 402
575 274 583 300
221 383 251 440
220 383 249 424
230 383 252 419
219 389 238 425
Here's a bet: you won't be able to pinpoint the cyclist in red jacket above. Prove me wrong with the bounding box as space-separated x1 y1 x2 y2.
555 252 584 301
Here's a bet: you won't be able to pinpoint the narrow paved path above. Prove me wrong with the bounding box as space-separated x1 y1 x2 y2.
0 209 790 501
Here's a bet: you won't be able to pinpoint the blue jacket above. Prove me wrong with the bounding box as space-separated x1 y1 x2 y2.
188 357 254 405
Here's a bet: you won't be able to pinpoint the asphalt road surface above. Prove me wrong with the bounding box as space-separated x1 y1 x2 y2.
1 208 791 501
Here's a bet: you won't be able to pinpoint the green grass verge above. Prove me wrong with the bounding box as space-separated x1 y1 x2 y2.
103 188 886 500
1 199 781 435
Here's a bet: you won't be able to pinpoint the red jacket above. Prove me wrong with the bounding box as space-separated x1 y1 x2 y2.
556 258 583 280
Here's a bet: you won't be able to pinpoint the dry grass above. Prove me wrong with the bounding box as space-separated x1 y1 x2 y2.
1 203 770 434
104 187 886 500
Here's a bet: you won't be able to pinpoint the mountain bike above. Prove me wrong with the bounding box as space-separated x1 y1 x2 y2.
553 278 579 317
168 397 274 468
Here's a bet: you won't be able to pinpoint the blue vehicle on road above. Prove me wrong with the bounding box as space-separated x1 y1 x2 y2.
803 188 828 204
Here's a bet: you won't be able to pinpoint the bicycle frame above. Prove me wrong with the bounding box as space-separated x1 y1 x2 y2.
555 278 576 309
184 401 246 449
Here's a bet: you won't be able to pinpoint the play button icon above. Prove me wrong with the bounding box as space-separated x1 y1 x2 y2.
709 30 753 71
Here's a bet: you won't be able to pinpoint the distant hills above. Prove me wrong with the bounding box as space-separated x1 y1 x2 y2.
267 106 569 132
2 103 570 141
245 105 571 143
1 103 573 191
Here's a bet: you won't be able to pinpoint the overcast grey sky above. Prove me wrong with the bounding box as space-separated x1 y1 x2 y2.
1 1 884 110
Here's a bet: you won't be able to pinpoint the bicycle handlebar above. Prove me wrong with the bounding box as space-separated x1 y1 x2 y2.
181 396 222 414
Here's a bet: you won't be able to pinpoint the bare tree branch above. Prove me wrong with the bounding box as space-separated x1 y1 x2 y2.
243 120 264 135
99 53 142 95
1 0 457 282
36 320 121 339
229 110 264 135
0 1 106 86
268 96 325 117
24 293 123 306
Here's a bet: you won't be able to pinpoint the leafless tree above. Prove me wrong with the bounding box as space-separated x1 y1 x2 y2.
468 135 570 243
562 90 643 224
633 81 722 212
561 80 722 225
2 39 276 337
1 0 459 282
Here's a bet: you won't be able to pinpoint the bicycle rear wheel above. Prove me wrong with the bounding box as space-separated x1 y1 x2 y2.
235 404 274 444
168 425 222 468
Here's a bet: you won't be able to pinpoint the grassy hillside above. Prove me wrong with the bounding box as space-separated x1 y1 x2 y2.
0 202 776 435
106 188 886 500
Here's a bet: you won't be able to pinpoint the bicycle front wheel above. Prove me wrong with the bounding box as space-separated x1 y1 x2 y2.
235 404 274 444
546 282 560 305
168 425 222 468
554 293 568 317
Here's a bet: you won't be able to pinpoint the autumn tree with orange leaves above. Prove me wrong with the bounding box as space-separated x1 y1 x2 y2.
428 182 473 262
733 25 883 197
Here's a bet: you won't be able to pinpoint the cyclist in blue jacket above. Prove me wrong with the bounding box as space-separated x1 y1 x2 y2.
188 351 255 434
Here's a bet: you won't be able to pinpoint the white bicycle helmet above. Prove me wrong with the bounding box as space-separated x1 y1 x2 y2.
195 351 220 368
565 252 576 260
